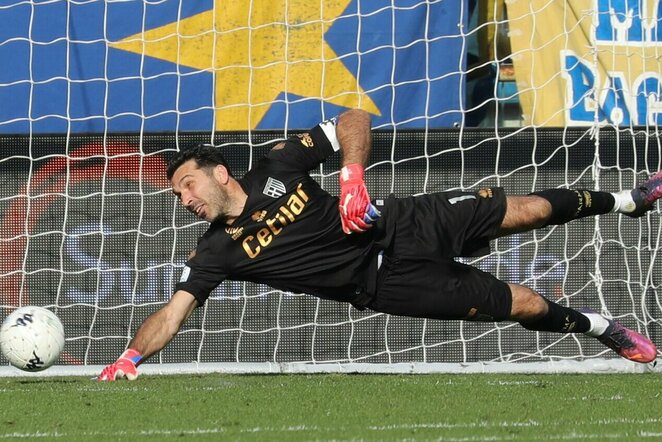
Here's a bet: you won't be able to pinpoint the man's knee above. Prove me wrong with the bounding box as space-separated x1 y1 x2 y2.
499 196 552 235
508 283 549 321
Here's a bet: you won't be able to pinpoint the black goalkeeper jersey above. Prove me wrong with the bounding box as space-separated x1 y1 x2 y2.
175 119 381 306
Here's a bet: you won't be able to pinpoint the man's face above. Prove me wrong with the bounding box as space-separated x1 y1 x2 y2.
170 159 230 223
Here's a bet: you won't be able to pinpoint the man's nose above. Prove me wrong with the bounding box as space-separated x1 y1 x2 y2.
180 191 193 209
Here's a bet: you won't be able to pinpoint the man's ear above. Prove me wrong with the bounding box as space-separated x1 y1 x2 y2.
213 164 230 184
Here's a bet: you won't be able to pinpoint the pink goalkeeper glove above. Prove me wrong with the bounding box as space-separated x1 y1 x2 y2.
339 164 381 234
97 348 142 381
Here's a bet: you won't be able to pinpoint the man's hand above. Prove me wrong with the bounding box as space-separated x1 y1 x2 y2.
339 163 381 234
97 349 142 381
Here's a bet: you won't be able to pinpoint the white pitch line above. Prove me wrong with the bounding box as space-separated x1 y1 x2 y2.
1 420 661 440
368 416 662 432
0 432 65 439
0 425 318 439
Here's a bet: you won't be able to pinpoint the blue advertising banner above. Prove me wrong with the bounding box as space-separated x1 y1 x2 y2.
507 0 662 127
0 0 466 133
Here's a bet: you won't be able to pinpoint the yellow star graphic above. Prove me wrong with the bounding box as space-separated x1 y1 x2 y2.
111 0 381 130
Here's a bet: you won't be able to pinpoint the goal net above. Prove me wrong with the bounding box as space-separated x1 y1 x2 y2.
0 0 660 374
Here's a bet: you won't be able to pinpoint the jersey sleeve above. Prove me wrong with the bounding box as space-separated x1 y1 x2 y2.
174 247 227 306
265 117 341 171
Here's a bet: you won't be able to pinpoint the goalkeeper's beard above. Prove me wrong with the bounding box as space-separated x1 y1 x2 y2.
198 183 233 224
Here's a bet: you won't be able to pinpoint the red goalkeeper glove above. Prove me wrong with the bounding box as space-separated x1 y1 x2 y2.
97 349 142 381
339 164 381 234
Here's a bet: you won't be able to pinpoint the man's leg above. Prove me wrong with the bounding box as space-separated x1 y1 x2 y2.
509 283 657 363
497 171 662 236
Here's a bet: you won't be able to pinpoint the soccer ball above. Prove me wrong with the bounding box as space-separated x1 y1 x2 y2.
0 306 65 372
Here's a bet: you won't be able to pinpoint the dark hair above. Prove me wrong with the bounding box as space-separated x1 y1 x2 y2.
166 144 233 180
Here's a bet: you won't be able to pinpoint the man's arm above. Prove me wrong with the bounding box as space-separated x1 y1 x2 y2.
98 290 197 381
336 109 381 233
128 290 198 359
336 108 372 167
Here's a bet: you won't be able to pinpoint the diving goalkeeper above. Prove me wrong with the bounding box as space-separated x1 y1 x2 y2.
98 109 659 380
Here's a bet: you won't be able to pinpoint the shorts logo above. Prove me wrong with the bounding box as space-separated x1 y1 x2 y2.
225 226 244 240
263 177 286 198
448 194 476 205
478 188 493 199
251 210 267 222
297 133 314 147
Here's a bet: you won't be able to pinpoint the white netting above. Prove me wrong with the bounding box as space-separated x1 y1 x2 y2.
0 0 660 374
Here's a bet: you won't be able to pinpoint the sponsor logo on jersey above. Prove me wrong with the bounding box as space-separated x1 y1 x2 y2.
225 226 244 240
242 182 309 259
263 177 286 198
297 133 314 147
251 210 267 222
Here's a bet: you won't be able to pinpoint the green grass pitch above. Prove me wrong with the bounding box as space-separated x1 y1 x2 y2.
0 373 660 440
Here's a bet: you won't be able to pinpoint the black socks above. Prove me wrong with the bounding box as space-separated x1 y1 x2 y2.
532 189 615 226
520 298 591 334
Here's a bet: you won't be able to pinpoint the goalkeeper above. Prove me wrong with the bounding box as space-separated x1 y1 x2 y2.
99 109 659 381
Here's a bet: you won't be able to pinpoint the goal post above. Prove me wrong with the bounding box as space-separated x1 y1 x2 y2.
0 0 661 375
0 128 660 374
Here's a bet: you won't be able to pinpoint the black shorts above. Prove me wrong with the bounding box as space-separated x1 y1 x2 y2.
365 188 512 322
